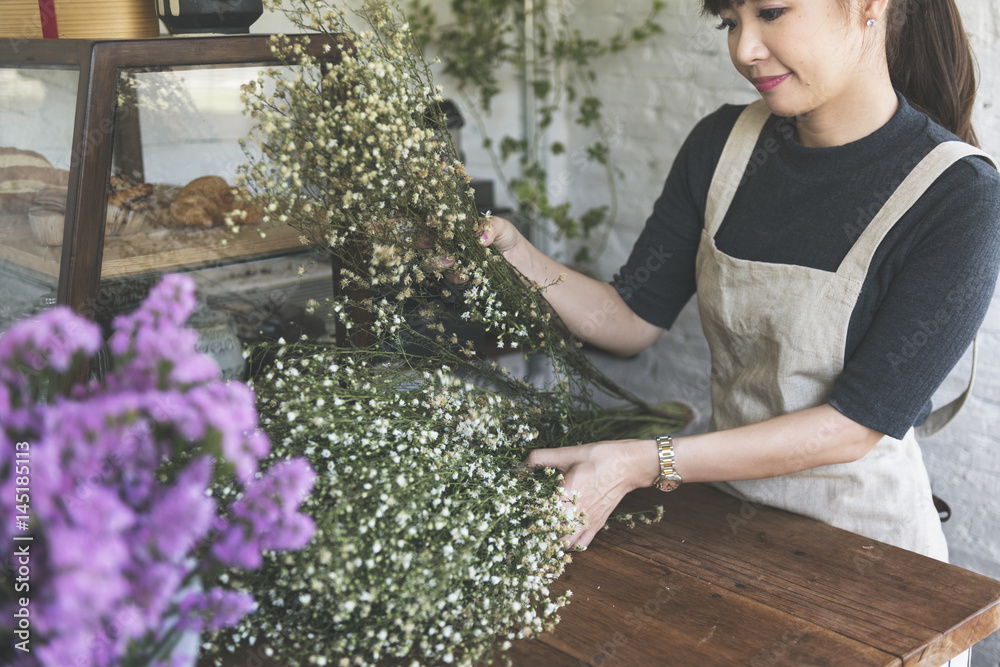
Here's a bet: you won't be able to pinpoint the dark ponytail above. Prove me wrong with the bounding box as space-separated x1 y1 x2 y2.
885 0 979 146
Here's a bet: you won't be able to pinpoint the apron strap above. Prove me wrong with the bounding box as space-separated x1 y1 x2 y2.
705 106 998 439
838 141 998 282
704 100 772 238
836 142 997 438
916 335 979 439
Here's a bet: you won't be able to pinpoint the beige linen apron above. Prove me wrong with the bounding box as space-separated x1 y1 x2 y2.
697 100 997 561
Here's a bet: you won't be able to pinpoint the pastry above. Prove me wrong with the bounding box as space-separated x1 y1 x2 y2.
106 181 153 236
169 175 234 228
27 187 68 246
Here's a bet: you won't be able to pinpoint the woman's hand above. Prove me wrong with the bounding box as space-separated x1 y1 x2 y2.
477 215 524 257
526 439 659 549
429 213 662 355
444 215 526 284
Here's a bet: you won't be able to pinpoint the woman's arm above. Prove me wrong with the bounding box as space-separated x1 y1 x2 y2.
526 403 883 549
478 216 664 357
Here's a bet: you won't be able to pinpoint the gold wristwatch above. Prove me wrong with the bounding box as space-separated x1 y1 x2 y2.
653 435 682 492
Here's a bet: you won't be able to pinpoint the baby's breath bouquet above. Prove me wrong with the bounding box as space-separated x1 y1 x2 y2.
203 1 690 664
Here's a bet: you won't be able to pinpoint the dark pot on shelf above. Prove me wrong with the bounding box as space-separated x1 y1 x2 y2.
157 0 264 35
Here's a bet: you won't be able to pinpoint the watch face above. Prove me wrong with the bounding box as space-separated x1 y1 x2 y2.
655 474 682 492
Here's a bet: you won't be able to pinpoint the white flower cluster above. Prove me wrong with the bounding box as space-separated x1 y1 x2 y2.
237 0 612 378
240 1 477 277
207 348 577 665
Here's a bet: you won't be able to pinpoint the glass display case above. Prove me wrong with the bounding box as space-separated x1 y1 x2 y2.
0 35 338 378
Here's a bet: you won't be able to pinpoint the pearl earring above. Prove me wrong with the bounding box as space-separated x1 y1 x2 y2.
866 17 877 27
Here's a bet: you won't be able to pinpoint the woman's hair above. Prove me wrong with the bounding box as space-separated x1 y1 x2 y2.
700 0 980 146
885 0 978 146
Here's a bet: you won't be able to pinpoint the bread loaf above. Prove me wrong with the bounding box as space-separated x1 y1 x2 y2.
0 147 71 214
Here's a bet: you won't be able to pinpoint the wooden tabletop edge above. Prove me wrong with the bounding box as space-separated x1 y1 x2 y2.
899 597 1000 666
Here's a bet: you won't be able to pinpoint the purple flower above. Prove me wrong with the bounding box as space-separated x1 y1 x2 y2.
125 559 189 631
0 306 102 374
0 274 312 665
147 457 217 561
212 458 316 567
178 587 256 632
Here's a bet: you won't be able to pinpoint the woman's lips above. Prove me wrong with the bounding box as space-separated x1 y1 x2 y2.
752 73 791 92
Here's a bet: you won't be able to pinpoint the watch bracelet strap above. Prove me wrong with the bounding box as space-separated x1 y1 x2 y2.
656 434 676 476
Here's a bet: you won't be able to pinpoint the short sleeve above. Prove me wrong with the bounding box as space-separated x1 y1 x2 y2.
829 156 1000 438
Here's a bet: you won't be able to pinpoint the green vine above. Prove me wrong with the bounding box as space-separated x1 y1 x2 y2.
407 0 665 266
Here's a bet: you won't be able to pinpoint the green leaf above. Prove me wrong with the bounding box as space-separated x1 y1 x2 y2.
576 96 602 127
586 141 609 165
532 79 551 99
538 104 558 129
550 142 566 155
520 160 548 183
500 135 529 162
579 206 608 233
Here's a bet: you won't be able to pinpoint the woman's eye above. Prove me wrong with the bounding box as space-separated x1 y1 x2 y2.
759 7 786 21
715 18 737 32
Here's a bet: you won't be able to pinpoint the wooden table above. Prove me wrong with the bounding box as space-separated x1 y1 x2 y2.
505 484 1000 666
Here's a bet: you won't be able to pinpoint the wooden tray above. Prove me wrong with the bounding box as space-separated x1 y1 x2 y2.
0 212 307 286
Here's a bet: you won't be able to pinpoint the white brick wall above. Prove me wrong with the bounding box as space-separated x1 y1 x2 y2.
257 1 1000 661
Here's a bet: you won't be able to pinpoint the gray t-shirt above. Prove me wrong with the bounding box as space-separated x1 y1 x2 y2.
612 94 1000 439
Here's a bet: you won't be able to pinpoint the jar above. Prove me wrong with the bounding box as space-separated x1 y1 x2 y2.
189 306 245 381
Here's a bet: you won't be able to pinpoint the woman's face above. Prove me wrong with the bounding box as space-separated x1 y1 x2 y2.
717 0 874 119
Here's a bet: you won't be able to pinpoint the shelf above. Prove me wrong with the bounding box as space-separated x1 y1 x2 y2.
0 213 305 286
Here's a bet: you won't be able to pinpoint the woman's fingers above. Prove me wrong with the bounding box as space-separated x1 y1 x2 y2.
407 215 522 285
525 442 636 549
479 215 521 256
524 446 571 471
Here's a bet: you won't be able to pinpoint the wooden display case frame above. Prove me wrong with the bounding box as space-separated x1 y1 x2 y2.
0 34 337 319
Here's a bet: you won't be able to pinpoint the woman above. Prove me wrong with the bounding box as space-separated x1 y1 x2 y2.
470 0 1000 573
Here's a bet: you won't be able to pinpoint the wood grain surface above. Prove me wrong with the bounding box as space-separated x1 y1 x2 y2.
507 485 1000 666
202 484 1000 666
